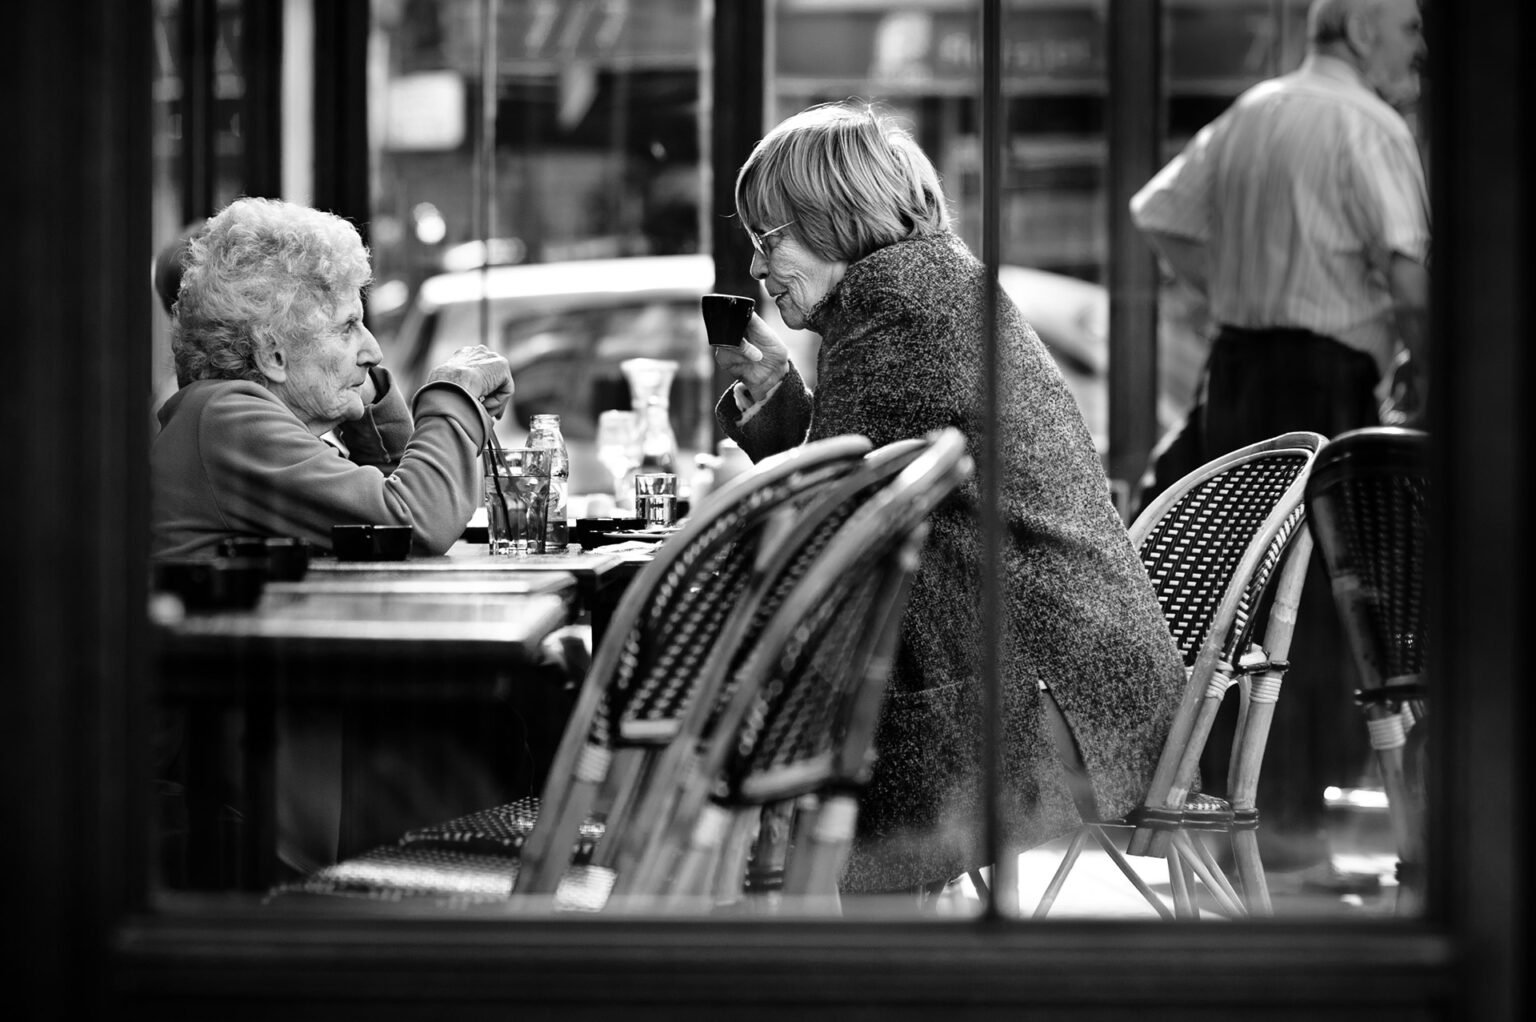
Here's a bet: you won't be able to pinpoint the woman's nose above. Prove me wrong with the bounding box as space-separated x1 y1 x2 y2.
749 250 768 279
359 324 383 364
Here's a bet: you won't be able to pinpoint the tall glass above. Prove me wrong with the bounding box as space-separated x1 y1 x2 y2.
596 409 643 504
484 447 553 556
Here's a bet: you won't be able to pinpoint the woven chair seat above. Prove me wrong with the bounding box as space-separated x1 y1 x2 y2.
272 844 617 912
278 846 522 904
399 797 605 863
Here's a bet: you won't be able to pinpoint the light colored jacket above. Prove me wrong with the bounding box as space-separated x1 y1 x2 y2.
151 368 490 558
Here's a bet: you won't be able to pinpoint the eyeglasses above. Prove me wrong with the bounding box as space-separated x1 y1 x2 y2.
745 218 795 257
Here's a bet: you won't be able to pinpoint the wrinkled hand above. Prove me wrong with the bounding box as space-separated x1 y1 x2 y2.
359 367 378 406
426 345 515 419
712 314 791 403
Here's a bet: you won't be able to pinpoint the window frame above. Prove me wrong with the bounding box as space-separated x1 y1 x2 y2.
13 0 1519 1016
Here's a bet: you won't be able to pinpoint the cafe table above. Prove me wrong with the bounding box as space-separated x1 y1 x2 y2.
152 554 589 891
307 539 653 646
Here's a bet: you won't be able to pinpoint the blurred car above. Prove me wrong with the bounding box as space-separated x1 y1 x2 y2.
379 253 1183 495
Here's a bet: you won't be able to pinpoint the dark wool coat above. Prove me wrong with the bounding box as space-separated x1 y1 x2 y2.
717 231 1186 892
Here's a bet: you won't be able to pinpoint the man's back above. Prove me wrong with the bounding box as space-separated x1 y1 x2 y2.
1132 54 1428 371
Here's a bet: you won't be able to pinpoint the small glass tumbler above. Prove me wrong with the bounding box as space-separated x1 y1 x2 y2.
634 472 678 528
485 447 553 556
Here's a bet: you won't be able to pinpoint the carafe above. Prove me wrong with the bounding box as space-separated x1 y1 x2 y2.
620 357 679 474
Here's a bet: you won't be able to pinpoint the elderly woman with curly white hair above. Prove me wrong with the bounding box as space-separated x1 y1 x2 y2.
713 101 1187 897
151 196 520 873
152 195 512 559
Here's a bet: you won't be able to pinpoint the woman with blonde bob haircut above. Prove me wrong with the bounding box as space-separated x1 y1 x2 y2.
713 101 1187 897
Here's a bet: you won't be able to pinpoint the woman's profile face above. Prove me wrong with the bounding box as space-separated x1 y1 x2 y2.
750 227 847 331
269 292 382 434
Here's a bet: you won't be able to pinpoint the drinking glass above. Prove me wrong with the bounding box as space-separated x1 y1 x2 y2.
484 447 553 556
595 409 642 502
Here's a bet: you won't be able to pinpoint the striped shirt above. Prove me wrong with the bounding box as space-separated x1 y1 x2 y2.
1131 55 1429 372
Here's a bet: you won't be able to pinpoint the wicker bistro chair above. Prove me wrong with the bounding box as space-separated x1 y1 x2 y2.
596 435 938 902
622 429 973 910
272 433 875 909
1303 426 1429 912
1033 430 1327 919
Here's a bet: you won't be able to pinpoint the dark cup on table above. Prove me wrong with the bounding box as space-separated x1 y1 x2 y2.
217 536 311 580
701 293 756 349
331 524 413 561
261 537 312 580
152 556 267 611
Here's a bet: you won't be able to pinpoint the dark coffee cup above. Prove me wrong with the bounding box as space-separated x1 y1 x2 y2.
216 536 311 581
152 556 267 610
332 524 413 561
262 537 311 580
701 293 756 348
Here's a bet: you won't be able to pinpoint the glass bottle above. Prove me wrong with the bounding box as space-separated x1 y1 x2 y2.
620 357 679 474
527 413 569 550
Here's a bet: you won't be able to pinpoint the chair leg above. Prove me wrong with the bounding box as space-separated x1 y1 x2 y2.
661 802 733 908
1033 825 1175 920
785 794 856 907
710 809 761 905
1087 825 1175 919
1173 831 1247 917
1032 825 1092 918
1167 843 1197 918
1229 828 1272 915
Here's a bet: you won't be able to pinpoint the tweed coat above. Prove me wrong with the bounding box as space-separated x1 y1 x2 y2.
716 231 1186 892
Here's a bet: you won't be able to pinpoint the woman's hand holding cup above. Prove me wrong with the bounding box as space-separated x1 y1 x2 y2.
713 314 790 403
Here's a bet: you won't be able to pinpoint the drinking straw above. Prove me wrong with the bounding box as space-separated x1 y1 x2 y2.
485 428 511 537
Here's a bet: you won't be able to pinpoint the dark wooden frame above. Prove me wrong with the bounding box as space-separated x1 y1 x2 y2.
9 0 1525 1017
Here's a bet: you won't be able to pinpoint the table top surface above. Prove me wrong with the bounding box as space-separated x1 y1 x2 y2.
153 588 571 650
308 541 634 578
150 539 665 694
262 573 575 597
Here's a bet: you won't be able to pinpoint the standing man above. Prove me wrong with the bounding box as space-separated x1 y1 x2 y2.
1129 0 1428 888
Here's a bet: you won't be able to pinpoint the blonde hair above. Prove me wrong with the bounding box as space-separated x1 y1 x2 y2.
173 197 371 384
735 101 950 264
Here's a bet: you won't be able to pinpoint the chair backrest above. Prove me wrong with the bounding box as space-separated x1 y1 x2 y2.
715 430 971 806
587 437 938 891
1127 431 1327 828
625 429 973 901
1302 426 1429 695
513 434 874 893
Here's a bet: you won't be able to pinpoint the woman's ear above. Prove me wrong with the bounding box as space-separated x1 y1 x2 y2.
255 345 288 384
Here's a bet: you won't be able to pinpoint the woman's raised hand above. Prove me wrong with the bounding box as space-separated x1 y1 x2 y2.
425 345 515 419
712 313 791 403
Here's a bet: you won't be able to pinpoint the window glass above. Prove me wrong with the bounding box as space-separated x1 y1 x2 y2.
147 0 1423 925
368 0 712 489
